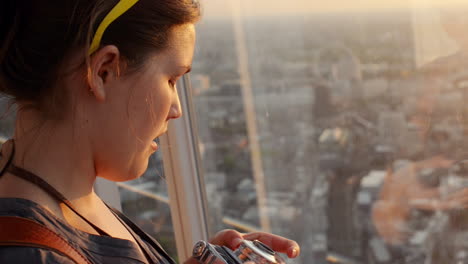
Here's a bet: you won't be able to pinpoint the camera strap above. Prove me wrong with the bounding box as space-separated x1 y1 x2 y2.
0 215 91 264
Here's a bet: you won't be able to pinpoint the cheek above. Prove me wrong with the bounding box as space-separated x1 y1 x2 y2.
128 86 161 131
146 86 173 127
93 95 151 179
95 123 152 181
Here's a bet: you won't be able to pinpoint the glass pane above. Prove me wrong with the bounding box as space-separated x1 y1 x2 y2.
118 146 179 261
192 1 468 263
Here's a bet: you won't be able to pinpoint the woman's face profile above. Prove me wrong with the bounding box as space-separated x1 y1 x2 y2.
87 23 196 182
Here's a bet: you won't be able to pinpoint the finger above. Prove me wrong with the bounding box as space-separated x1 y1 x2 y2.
209 229 244 249
446 196 468 209
461 196 468 205
212 259 230 264
445 188 468 200
242 232 300 258
409 188 440 199
446 193 468 204
421 156 453 168
409 198 438 211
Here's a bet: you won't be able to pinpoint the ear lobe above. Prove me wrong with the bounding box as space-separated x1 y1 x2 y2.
86 45 121 102
87 67 106 101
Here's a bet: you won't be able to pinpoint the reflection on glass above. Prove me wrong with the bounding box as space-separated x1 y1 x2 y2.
193 1 468 263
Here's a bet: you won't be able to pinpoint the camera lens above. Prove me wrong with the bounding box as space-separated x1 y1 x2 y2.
193 241 207 258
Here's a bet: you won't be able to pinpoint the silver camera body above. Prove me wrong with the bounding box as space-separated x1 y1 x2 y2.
192 240 286 264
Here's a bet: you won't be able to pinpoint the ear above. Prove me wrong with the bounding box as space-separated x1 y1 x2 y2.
87 45 121 102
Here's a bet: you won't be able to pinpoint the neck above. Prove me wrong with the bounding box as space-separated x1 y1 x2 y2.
9 108 97 205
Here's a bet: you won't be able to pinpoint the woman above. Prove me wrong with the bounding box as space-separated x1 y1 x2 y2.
0 0 300 263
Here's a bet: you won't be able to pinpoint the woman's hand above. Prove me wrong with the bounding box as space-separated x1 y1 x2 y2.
381 156 454 212
184 229 300 264
372 156 453 245
437 187 468 211
209 229 300 258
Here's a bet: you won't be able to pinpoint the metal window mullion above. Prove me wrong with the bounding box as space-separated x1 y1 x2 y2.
161 74 209 262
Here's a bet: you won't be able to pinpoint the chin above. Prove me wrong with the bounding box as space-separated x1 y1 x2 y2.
98 144 154 182
127 161 150 182
104 159 150 182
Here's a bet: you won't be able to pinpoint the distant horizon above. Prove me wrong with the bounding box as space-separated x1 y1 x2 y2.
200 8 413 21
201 0 468 19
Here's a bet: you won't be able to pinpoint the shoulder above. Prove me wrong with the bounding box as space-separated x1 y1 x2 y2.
0 247 75 264
0 198 163 264
0 198 92 261
0 199 87 263
0 198 71 236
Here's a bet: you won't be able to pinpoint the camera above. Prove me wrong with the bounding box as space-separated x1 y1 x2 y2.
192 240 286 264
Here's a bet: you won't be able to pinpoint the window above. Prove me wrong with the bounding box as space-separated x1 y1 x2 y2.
190 1 468 263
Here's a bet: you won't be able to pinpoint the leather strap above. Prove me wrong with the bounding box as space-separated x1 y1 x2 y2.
0 216 91 264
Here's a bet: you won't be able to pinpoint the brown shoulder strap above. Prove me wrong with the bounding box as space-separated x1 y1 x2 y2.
0 216 91 264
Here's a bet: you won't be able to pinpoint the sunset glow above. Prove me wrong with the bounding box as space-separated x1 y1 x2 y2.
202 0 468 18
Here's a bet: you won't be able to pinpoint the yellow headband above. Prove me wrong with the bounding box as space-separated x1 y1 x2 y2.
88 0 140 55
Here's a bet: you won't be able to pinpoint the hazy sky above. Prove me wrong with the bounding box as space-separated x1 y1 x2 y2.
201 0 468 18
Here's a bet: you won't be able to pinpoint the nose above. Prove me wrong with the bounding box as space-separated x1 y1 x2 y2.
168 89 182 120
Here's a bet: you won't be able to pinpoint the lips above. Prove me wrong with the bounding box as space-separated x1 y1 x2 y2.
151 140 158 151
150 126 168 151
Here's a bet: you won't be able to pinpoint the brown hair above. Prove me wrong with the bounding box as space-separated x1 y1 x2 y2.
0 0 201 117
